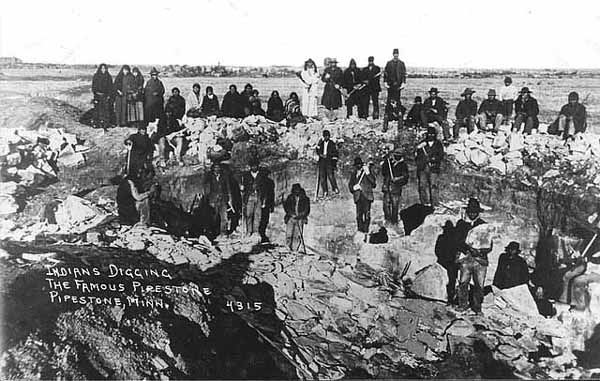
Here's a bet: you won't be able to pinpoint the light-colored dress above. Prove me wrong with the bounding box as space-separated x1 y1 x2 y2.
301 69 320 117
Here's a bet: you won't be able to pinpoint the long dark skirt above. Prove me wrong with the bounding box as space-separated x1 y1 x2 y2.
115 95 128 126
94 95 113 128
321 85 342 110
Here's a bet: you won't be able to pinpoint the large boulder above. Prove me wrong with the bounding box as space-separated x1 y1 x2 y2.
492 284 539 317
53 195 111 234
411 263 448 301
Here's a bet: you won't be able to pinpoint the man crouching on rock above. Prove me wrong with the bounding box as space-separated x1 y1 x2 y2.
283 183 310 252
348 157 376 234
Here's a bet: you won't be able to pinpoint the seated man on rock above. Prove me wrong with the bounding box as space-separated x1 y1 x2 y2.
477 89 504 132
513 87 539 134
559 245 600 312
548 91 587 140
454 88 477 137
493 241 530 289
420 87 450 141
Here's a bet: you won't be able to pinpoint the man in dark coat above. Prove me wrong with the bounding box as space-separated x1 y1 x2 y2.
258 169 275 243
477 89 504 132
383 48 406 109
202 162 234 235
454 88 478 137
493 241 530 289
222 84 245 118
241 157 267 237
342 59 365 119
283 183 310 252
321 58 344 120
143 67 165 123
420 88 450 140
316 130 339 197
361 56 381 119
514 87 539 134
415 127 444 206
549 91 587 140
348 157 376 233
456 198 491 314
124 124 153 176
381 145 409 226
406 96 423 128
382 99 406 132
435 220 459 304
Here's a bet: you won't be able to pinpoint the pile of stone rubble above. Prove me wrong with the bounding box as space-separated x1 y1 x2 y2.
0 123 88 215
445 127 600 189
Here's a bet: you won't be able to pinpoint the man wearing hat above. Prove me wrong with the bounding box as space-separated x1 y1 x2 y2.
124 124 153 176
348 156 376 233
240 157 267 237
498 76 518 120
415 127 444 206
283 183 311 252
493 241 529 289
143 67 165 124
321 58 343 120
202 162 234 235
380 145 409 227
477 89 504 132
420 88 450 140
549 91 587 139
361 56 382 119
315 130 340 197
383 48 406 110
406 96 423 128
514 87 539 134
454 88 478 137
455 198 491 314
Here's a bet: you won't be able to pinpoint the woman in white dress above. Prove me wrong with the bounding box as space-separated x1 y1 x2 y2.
300 59 320 118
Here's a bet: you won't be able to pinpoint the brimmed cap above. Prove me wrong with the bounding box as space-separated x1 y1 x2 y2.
520 87 532 94
429 87 439 94
291 183 302 193
368 56 374 62
465 198 483 213
393 48 399 54
487 89 497 96
506 241 521 253
149 67 160 75
461 88 475 96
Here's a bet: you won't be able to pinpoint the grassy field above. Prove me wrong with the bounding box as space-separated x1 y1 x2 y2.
1 68 599 131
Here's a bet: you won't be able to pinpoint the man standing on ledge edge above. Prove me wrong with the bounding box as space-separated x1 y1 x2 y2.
383 48 406 110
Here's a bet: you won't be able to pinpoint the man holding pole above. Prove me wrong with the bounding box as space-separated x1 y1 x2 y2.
315 130 339 198
283 183 310 252
381 145 409 227
383 48 406 110
348 156 376 233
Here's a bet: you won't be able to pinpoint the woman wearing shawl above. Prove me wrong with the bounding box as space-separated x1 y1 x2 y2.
285 92 306 127
249 90 266 116
300 59 320 118
201 86 220 117
267 91 284 122
144 67 165 123
91 63 114 128
221 84 245 118
128 67 145 126
113 65 132 126
320 58 343 120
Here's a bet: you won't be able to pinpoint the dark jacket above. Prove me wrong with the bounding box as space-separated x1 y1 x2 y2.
515 95 539 118
321 66 344 110
383 59 406 87
361 64 381 93
423 96 448 119
415 140 444 173
559 102 587 133
262 175 275 211
201 95 220 116
455 99 478 120
316 139 339 164
478 99 504 117
283 190 310 223
166 95 186 120
435 226 459 270
249 97 266 116
384 102 406 121
348 167 376 203
241 170 271 205
381 156 409 193
406 104 423 125
143 78 165 121
92 71 113 99
222 92 245 118
493 252 530 289
342 67 363 93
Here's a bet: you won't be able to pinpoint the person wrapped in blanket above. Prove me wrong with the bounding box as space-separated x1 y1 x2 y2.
284 92 306 127
383 98 407 132
152 87 187 167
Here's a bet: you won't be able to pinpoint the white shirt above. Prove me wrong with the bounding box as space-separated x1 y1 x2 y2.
323 140 329 156
187 91 202 110
251 171 258 179
499 84 519 101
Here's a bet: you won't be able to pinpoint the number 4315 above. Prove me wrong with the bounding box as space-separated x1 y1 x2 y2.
226 301 263 312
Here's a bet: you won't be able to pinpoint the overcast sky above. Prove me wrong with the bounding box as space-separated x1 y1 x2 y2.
2 0 600 69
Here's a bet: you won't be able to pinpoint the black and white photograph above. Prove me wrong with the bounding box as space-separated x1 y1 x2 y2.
1 0 600 379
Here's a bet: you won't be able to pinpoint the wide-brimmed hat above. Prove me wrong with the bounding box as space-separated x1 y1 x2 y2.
429 87 439 94
520 87 532 94
461 88 475 96
465 198 483 213
506 241 521 253
330 58 338 63
291 183 302 193
149 67 160 75
353 157 364 166
487 89 497 97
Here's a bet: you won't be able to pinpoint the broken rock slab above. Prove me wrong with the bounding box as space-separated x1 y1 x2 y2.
411 263 449 302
